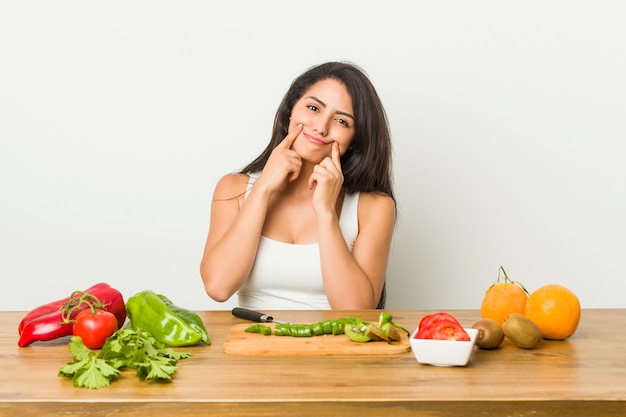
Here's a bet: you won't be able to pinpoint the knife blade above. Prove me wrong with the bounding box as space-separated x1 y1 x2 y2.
231 307 286 324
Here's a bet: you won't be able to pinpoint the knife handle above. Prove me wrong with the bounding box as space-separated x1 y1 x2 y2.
232 307 274 323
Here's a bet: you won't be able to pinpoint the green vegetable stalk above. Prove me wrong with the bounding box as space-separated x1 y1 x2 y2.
126 290 210 346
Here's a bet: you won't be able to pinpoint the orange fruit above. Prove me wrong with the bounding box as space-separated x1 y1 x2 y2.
525 284 581 340
480 266 529 325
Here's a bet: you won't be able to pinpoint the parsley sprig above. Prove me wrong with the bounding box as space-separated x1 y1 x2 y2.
59 328 192 389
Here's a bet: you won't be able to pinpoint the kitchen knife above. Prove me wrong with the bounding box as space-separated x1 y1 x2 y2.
231 307 286 324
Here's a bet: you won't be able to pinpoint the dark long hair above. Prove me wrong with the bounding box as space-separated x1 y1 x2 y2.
241 62 395 201
241 62 394 308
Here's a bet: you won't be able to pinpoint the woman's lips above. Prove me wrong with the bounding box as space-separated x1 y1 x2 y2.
304 133 330 146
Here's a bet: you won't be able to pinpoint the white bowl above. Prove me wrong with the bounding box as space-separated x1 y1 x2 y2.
410 328 478 367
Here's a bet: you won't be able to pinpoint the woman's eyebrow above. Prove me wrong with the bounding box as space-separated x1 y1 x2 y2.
305 96 355 121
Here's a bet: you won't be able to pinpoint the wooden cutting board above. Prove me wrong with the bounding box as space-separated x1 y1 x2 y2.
223 323 411 356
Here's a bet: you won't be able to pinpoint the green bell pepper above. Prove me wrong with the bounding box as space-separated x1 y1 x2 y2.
126 290 207 346
157 294 211 344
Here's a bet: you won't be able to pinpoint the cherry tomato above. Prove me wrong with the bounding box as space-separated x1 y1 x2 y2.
73 308 118 349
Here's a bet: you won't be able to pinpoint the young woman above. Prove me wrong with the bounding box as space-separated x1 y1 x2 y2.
200 62 395 310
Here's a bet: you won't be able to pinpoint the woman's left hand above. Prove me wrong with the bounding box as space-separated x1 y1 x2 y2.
308 142 344 216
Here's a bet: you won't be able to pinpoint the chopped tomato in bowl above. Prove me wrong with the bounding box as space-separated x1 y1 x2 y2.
415 312 470 341
410 312 477 366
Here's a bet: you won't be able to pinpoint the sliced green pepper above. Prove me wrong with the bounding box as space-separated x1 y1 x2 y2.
126 290 204 347
321 320 333 334
290 324 312 337
379 312 393 327
331 321 341 335
245 324 272 335
378 312 410 336
275 323 292 336
311 322 324 336
249 316 408 341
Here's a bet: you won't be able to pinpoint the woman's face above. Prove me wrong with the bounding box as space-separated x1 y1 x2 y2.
288 78 355 164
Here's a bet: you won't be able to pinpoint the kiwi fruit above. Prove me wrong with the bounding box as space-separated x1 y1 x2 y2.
472 318 505 349
344 322 372 343
366 325 387 341
502 313 542 349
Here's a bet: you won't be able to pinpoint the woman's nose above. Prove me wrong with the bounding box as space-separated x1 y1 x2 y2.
314 118 329 137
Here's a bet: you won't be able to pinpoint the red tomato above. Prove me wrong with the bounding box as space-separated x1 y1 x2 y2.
429 320 470 341
416 312 463 338
73 308 118 349
416 312 469 341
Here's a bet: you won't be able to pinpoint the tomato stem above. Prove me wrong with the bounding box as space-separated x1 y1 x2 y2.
61 291 108 323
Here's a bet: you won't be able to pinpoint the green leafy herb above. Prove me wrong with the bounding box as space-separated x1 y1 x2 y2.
58 337 120 389
59 328 192 389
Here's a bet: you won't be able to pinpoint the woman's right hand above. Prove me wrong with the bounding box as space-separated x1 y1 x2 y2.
256 123 303 193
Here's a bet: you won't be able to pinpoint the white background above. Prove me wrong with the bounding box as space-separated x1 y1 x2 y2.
2 1 625 312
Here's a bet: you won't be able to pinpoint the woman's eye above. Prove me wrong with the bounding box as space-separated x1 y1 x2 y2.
336 118 349 127
307 104 319 112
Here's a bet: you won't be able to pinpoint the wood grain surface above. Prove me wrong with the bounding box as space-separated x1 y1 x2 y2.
2 309 625 417
223 323 411 355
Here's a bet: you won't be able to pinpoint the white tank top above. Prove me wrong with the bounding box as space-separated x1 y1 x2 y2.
237 173 359 310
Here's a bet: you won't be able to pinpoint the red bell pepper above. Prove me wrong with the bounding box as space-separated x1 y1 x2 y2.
18 283 126 347
18 282 108 334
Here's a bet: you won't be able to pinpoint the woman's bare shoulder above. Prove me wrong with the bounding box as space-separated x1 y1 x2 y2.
213 173 250 201
358 191 395 210
357 191 396 223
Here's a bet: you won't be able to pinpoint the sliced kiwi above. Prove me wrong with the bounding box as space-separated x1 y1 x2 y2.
344 322 372 343
366 325 387 341
380 322 402 342
472 318 505 349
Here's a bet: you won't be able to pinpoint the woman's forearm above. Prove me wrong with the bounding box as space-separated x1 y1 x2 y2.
200 185 272 301
316 213 380 309
318 194 395 309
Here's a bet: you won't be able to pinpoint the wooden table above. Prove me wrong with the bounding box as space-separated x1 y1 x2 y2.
1 309 625 416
